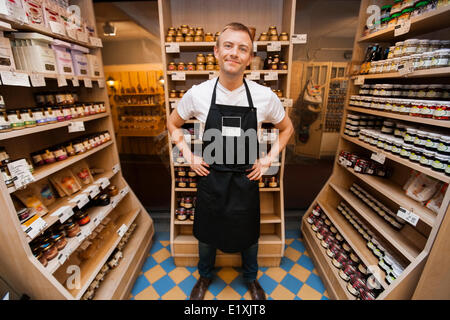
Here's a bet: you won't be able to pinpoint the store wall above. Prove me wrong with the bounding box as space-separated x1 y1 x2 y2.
102 39 162 65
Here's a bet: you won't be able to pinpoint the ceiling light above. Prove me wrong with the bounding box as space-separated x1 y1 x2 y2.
103 21 116 36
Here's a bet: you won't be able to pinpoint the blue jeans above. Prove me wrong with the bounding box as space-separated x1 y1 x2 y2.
198 241 259 283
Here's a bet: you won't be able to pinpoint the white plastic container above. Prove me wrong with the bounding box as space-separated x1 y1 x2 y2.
13 33 57 73
51 39 74 75
70 44 90 76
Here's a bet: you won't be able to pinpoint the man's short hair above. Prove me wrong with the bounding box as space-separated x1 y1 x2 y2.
216 22 254 47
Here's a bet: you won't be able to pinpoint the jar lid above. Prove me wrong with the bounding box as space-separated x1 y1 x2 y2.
51 234 63 242
423 51 434 56
401 8 414 14
404 39 419 44
430 40 441 45
419 39 430 44
197 53 205 56
406 127 418 133
40 242 54 252
436 49 450 54
429 84 443 89
395 41 404 46
381 4 392 9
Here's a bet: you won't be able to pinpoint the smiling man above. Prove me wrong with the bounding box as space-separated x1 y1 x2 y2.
167 22 294 300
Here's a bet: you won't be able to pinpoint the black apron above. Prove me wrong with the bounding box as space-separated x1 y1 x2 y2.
194 78 260 253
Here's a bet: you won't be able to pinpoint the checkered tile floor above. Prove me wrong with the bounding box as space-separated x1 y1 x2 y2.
129 229 329 300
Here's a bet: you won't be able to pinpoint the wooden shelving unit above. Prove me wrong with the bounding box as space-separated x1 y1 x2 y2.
0 0 154 300
301 1 450 299
158 0 296 267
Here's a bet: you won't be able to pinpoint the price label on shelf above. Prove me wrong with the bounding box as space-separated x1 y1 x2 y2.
246 71 260 81
49 21 66 35
291 34 307 44
1 71 30 87
208 71 218 80
57 75 68 87
7 159 35 189
89 36 103 47
77 31 89 43
113 163 121 174
71 77 79 87
371 152 386 165
264 72 278 81
171 72 186 81
83 78 93 88
280 98 293 107
93 216 100 227
22 215 47 240
398 61 413 76
68 121 85 133
117 224 128 237
120 186 130 197
94 177 110 190
354 76 365 85
66 28 77 39
84 185 100 199
267 41 281 52
30 73 46 87
397 207 419 227
394 20 411 37
51 206 74 224
111 196 119 209
165 43 180 53
57 252 67 265
69 194 89 209
76 232 85 243
97 79 105 88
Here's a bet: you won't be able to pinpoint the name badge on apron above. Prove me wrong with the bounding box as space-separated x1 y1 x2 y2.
222 116 241 137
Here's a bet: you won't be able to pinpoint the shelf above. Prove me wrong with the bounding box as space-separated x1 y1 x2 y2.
164 41 290 51
167 70 288 75
174 214 281 225
175 187 280 192
117 131 164 137
94 215 154 300
68 207 141 300
26 170 118 243
8 140 114 194
347 107 450 129
351 67 450 80
339 164 436 228
115 104 161 107
44 188 129 273
342 134 450 184
0 113 109 141
114 93 161 96
330 182 422 262
316 199 387 290
173 234 282 244
301 220 356 300
0 70 104 87
0 13 101 49
358 6 450 43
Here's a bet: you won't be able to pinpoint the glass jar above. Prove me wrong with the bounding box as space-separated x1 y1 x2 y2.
394 41 404 58
400 143 412 158
0 111 11 132
206 62 215 70
434 101 450 120
422 51 434 69
196 54 205 65
392 138 403 155
52 145 68 161
409 100 422 117
431 154 449 172
65 142 75 156
42 149 56 164
205 33 214 42
167 27 176 36
279 32 289 41
429 39 441 52
168 62 176 71
7 110 24 130
73 140 86 154
258 32 268 41
184 34 193 42
426 85 443 99
437 135 450 155
419 150 435 167
398 99 412 115
392 85 403 98
51 234 67 251
175 31 184 42
205 53 215 64
391 57 401 71
420 101 435 118
411 53 423 70
425 133 440 151
169 90 178 98
74 210 90 226
194 34 203 42
40 242 58 261
414 130 427 148
417 39 430 54
434 49 450 68
404 127 417 144
177 62 186 71
404 39 419 55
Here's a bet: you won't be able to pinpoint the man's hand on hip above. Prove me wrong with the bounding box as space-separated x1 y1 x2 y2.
246 157 271 180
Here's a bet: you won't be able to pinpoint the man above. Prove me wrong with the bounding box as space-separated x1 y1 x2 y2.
167 22 294 300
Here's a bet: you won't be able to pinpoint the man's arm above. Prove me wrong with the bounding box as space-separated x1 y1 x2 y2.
167 109 210 176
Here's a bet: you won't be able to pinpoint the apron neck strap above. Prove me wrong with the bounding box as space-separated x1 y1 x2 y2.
211 77 255 110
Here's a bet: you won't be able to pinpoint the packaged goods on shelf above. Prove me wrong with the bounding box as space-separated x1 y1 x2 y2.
42 0 64 33
338 150 390 177
403 171 443 204
4 0 28 23
23 0 45 26
12 33 57 73
426 183 448 213
0 34 17 71
86 53 101 77
51 39 74 75
70 44 90 76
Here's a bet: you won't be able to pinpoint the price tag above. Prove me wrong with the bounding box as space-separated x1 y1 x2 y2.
394 20 411 37
0 71 30 87
84 185 100 199
51 206 74 224
117 224 128 237
165 43 180 53
89 36 103 47
120 186 130 197
171 72 186 81
30 73 46 87
208 71 217 80
7 159 35 189
57 252 67 265
371 152 386 165
264 72 278 81
66 28 77 39
354 76 365 85
76 232 85 243
97 79 105 88
398 61 413 76
246 71 260 80
93 216 100 227
68 121 85 133
291 34 307 44
280 98 293 107
71 77 79 87
94 177 110 190
113 164 120 174
111 196 119 209
77 31 89 43
253 41 257 53
49 21 66 35
267 41 281 52
397 207 419 226
84 78 93 88
22 215 47 240
57 75 68 87
171 101 178 109
69 194 90 209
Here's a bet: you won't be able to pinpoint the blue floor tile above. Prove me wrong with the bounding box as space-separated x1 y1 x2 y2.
185 266 197 273
152 274 176 297
229 276 248 297
131 274 150 296
160 257 176 273
298 255 315 271
294 296 302 300
178 275 198 297
208 278 227 296
306 273 326 294
280 273 304 295
142 256 157 273
285 229 300 239
321 296 329 300
258 274 278 295
290 239 306 253
280 256 295 272
149 241 164 254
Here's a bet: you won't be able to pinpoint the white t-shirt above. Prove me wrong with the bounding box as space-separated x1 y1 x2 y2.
176 77 285 125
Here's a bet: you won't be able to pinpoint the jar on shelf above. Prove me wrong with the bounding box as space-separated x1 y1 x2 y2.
422 51 434 69
425 132 440 151
394 41 404 58
268 26 278 36
187 62 195 71
184 34 193 42
206 53 215 64
400 143 412 158
196 53 205 65
205 33 214 42
175 31 184 42
376 60 385 73
391 57 401 71
417 39 430 54
279 61 288 70
177 62 186 71
388 12 402 27
167 27 176 36
434 101 450 120
258 32 269 41
40 242 58 261
434 49 450 68
420 101 435 118
398 7 414 25
420 150 435 167
437 135 450 155
404 127 417 144
404 39 419 56
165 35 175 42
168 62 176 71
431 154 449 173
178 90 186 98
391 0 403 14
214 32 221 42
429 39 441 52
206 62 215 70
279 32 289 41
51 234 67 251
269 34 278 41
426 85 444 99
196 63 205 71
0 110 11 132
7 110 24 130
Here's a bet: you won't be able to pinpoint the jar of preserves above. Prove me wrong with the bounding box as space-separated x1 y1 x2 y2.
169 90 178 98
422 51 434 69
184 34 193 42
417 39 430 54
40 242 58 261
180 25 189 35
51 234 67 251
214 32 221 42
205 33 214 42
194 34 203 42
42 149 56 164
426 85 443 99
178 90 186 98
279 32 289 41
394 41 404 57
175 31 184 42
206 53 215 64
65 142 75 156
437 135 450 155
404 39 419 55
434 49 450 68
177 62 186 71
168 62 176 71
7 110 24 130
268 26 278 36
166 35 175 42
195 27 204 36
167 27 176 36
258 32 269 41
0 110 11 132
196 53 205 65
434 102 450 120
206 62 215 70
74 210 90 226
196 63 205 71
431 154 449 172
52 145 68 161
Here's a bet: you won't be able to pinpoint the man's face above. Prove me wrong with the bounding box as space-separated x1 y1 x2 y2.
214 29 253 76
